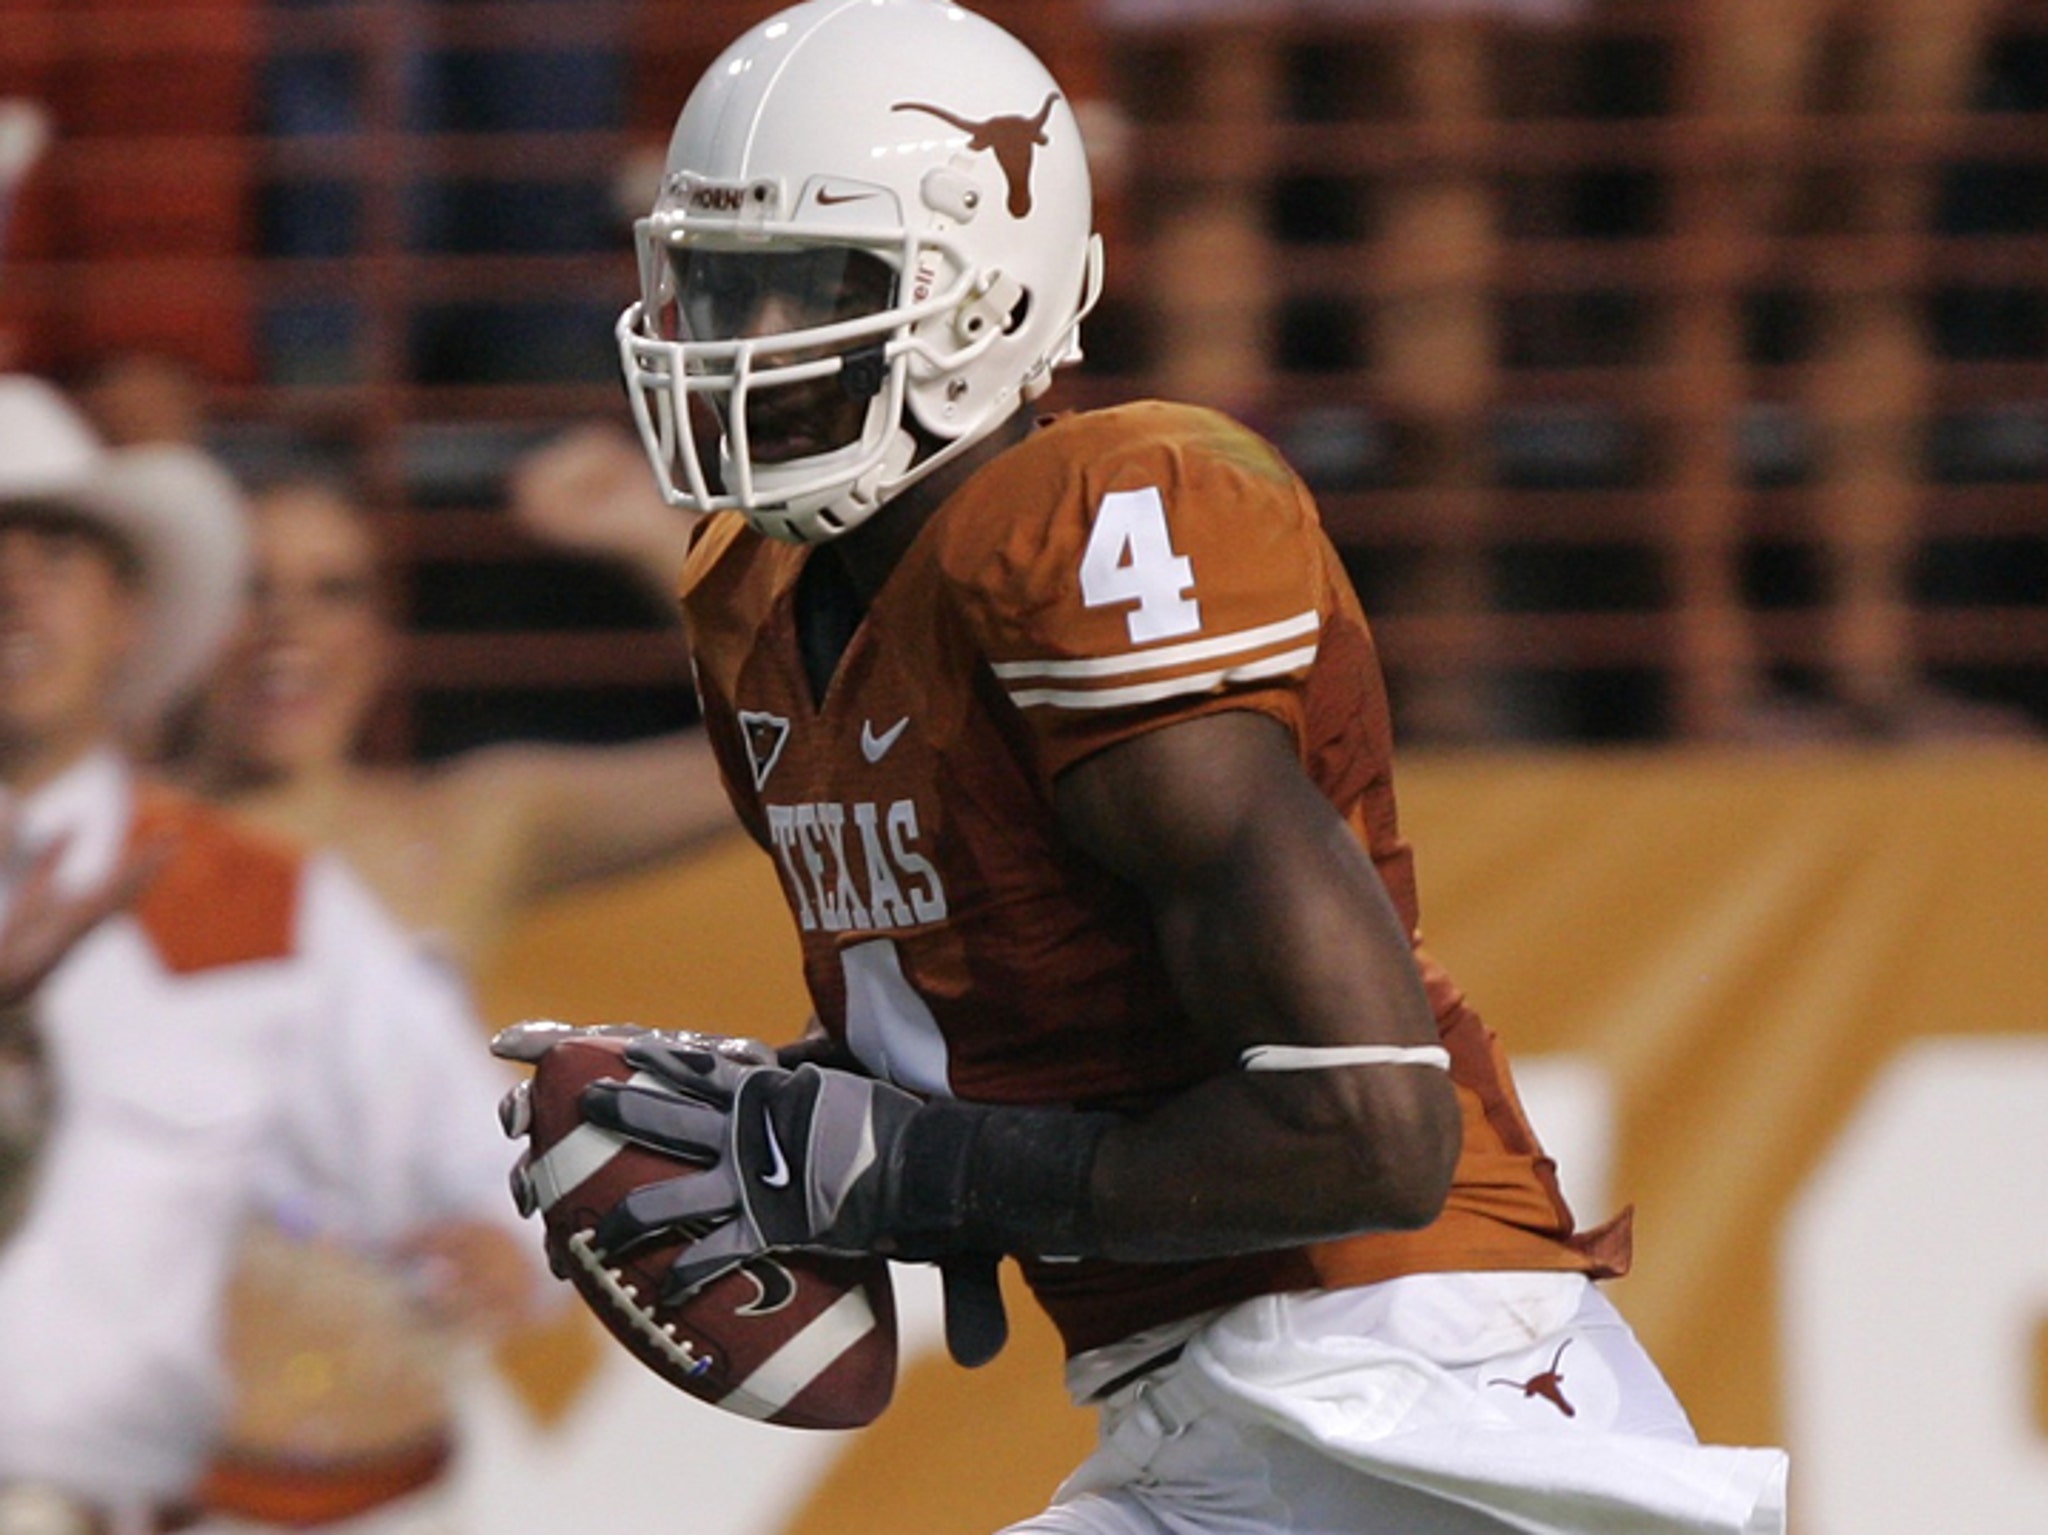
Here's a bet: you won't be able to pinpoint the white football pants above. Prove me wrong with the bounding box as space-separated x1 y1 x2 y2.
1004 1272 1788 1535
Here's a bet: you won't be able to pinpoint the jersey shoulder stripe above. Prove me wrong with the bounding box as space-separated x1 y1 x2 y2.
998 612 1322 711
989 608 1322 683
1004 643 1320 711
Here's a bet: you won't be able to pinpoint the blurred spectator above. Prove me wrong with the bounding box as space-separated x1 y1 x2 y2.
1670 0 2038 740
1098 0 1588 740
0 785 162 1256
182 426 728 971
1100 0 1577 17
169 424 730 1527
0 98 49 269
0 98 52 377
70 349 214 454
0 2 260 384
72 356 741 945
1099 0 2043 741
408 7 630 385
0 373 545 1532
261 0 630 386
63 349 725 1522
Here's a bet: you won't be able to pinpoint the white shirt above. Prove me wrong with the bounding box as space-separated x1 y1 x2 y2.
0 751 531 1503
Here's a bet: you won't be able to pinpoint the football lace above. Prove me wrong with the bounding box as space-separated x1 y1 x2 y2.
567 1229 716 1378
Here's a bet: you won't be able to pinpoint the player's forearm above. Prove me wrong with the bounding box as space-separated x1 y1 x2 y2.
1086 1064 1458 1260
1083 786 1459 1256
877 1056 1456 1266
905 877 1458 1263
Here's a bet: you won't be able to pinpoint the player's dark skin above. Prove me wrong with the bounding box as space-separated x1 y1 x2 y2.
742 264 1464 1263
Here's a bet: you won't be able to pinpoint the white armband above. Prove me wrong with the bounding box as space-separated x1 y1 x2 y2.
1240 1043 1451 1072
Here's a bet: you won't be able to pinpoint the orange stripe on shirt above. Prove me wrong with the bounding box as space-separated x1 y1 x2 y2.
129 784 301 974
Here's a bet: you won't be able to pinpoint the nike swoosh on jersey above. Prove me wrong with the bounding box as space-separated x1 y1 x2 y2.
761 1109 792 1189
860 716 910 762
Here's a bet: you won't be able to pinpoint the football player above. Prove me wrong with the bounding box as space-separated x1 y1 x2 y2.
498 3 1790 1530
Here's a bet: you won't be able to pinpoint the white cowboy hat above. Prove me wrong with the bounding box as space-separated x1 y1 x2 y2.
0 373 250 729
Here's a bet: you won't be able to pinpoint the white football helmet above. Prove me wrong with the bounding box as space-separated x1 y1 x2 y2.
618 0 1104 543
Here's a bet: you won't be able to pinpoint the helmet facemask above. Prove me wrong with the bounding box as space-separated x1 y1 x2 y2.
621 179 1018 543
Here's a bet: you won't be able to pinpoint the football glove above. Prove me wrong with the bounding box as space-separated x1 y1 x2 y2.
580 1032 1116 1367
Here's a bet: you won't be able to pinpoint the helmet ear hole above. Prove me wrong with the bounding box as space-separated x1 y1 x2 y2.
952 270 1026 346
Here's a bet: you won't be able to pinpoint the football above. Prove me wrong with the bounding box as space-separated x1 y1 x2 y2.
512 1030 897 1429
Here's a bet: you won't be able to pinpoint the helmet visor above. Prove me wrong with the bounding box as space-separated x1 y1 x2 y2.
660 245 896 346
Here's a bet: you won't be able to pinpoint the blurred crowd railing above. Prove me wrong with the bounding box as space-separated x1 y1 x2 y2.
3 0 2045 747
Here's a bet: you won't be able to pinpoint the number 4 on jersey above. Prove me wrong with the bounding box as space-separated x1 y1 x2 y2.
1079 486 1202 643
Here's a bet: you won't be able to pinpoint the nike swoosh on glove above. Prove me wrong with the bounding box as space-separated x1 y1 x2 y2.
581 1036 927 1300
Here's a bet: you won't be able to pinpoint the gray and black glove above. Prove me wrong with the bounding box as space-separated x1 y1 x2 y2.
580 1033 1116 1367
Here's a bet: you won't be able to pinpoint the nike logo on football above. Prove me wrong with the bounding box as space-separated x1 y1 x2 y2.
760 1110 792 1189
860 717 910 763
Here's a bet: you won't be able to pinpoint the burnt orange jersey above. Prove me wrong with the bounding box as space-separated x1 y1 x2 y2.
681 401 1628 1356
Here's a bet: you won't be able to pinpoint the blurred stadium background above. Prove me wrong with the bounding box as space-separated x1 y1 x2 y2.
4 3 2044 1532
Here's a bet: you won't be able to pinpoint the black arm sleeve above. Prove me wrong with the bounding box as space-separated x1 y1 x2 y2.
883 1099 1117 1262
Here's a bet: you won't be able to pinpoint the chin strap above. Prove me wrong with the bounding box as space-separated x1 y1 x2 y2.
830 425 919 529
